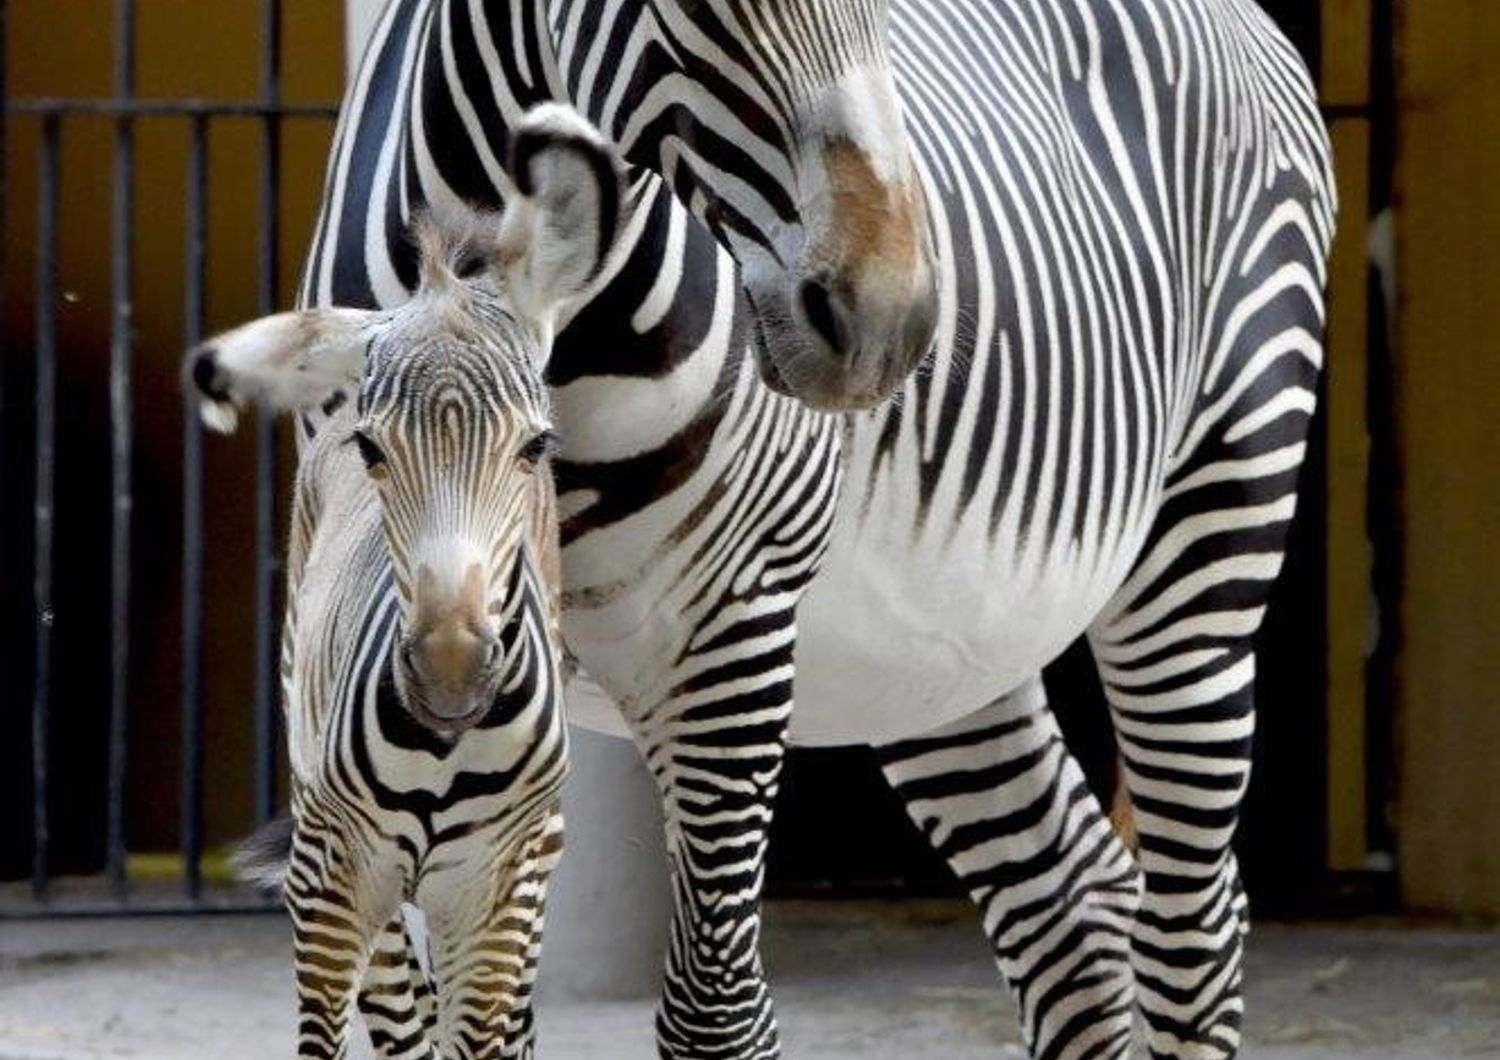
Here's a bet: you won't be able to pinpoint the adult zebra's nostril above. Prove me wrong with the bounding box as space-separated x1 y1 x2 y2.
799 278 848 357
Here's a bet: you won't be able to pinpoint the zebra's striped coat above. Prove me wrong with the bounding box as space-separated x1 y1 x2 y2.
298 2 1335 1058
196 107 633 1060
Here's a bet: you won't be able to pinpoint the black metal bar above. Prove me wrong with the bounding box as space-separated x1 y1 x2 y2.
5 98 338 118
104 0 136 896
180 115 209 899
1 0 9 600
0 899 280 922
0 1 9 732
31 114 60 900
253 0 284 826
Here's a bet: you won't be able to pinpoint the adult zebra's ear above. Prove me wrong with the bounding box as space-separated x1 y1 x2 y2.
185 307 385 434
494 103 626 338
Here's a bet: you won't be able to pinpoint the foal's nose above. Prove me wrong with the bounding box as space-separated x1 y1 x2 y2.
398 558 502 728
403 622 501 709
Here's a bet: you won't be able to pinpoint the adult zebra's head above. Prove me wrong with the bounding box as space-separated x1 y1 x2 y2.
640 0 937 410
188 106 623 734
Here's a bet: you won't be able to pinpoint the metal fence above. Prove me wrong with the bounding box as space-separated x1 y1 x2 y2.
1 0 337 917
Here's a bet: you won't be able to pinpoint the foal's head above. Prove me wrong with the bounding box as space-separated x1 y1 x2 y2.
188 105 623 733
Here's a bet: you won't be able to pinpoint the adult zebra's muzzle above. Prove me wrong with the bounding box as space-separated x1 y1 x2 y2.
744 137 939 411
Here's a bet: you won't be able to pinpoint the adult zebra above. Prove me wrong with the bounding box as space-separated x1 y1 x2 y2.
296 2 1335 1058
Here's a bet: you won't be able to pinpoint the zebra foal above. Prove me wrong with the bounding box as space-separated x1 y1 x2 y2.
187 106 625 1060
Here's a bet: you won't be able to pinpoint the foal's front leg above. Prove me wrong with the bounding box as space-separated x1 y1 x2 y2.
424 811 565 1060
286 821 390 1060
359 912 438 1060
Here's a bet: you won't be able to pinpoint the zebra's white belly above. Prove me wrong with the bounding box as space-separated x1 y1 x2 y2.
787 463 1140 746
560 415 1155 748
789 548 1080 746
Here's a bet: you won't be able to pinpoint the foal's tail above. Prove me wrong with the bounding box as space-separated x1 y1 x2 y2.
232 814 294 894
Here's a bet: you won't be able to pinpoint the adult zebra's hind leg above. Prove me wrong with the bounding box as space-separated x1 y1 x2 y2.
1090 568 1262 1060
1091 227 1323 1056
1090 427 1315 1056
876 678 1141 1060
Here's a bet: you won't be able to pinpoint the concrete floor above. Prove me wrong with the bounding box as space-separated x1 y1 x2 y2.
2 901 1498 1059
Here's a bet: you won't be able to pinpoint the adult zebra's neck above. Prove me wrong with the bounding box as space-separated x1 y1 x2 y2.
301 0 661 311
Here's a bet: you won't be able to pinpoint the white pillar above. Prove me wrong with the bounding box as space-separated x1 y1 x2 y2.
539 702 672 1001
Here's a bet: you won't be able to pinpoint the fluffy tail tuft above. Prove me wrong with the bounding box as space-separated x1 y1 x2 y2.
232 815 294 894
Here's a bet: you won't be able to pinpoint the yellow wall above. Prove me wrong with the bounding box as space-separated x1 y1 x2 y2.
1395 2 1500 912
4 1 343 855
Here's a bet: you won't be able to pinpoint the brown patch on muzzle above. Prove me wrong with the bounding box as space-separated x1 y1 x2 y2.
411 563 490 690
820 137 927 277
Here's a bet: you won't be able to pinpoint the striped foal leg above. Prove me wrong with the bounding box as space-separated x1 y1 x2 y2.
629 624 797 1060
286 824 386 1060
876 678 1141 1060
497 810 566 1060
359 912 437 1060
425 814 565 1060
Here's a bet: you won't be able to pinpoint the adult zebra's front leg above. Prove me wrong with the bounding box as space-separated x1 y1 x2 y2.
627 609 798 1060
876 677 1141 1059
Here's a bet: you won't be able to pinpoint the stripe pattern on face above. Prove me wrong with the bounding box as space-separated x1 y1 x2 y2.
294 2 1335 1059
358 311 549 619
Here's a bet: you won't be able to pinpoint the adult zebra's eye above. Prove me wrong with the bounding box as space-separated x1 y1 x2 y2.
352 430 387 474
520 430 558 467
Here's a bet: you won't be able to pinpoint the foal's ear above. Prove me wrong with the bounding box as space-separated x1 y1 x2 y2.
185 307 385 433
493 104 626 335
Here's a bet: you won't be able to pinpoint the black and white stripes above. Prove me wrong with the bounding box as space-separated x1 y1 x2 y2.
196 107 631 1059
294 2 1334 1058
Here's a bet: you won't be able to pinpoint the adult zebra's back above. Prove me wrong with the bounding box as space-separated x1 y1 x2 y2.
299 2 1334 1058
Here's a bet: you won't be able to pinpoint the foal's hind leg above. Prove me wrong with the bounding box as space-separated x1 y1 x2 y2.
359 912 437 1060
876 677 1141 1059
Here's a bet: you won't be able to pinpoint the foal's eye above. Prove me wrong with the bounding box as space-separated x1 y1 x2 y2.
352 430 388 474
520 430 559 467
455 254 487 279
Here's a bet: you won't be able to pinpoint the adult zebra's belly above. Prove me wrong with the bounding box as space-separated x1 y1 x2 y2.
558 407 1156 748
785 424 1152 746
787 535 1106 745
